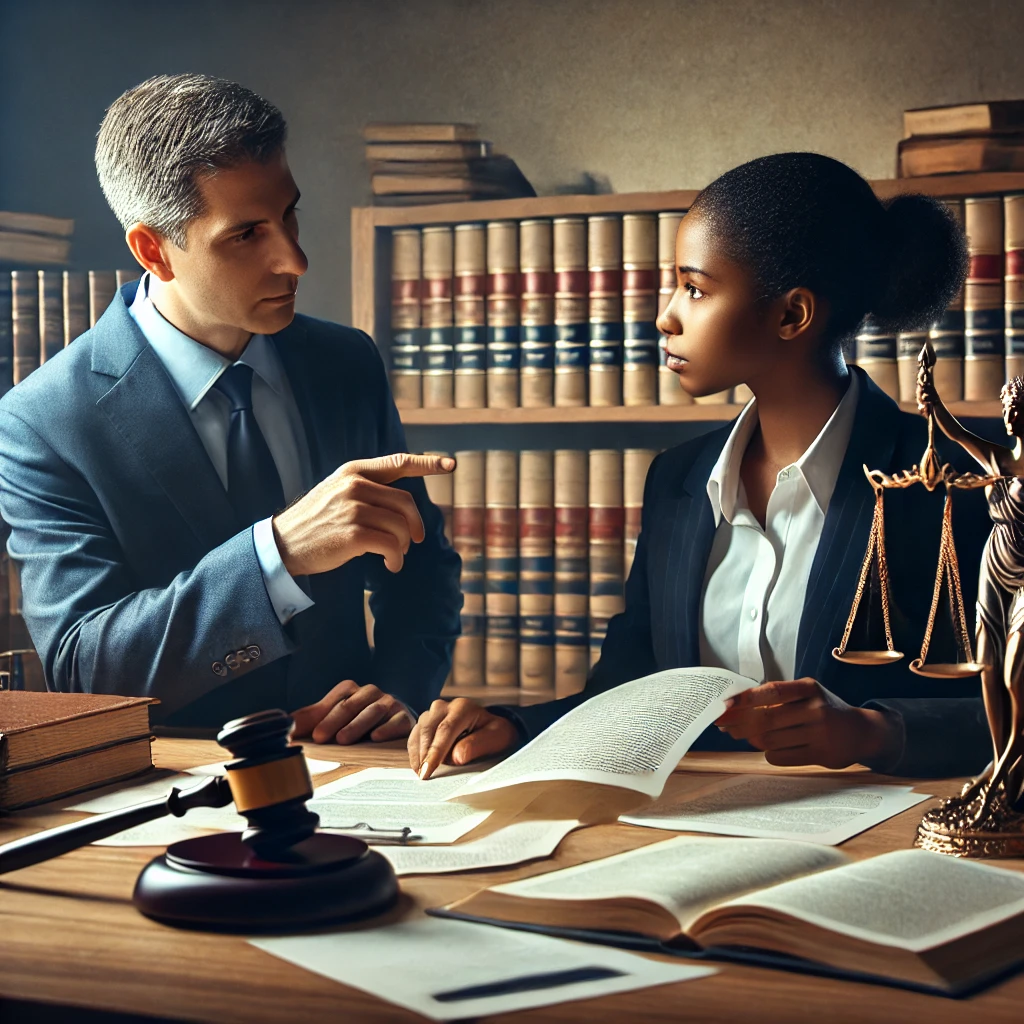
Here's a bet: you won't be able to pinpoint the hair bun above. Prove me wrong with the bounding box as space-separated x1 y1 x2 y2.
870 194 968 333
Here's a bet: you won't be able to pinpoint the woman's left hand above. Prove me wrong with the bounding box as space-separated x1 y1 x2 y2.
714 678 900 769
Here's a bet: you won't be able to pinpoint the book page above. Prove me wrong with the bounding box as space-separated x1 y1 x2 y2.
713 849 1024 951
380 819 578 876
251 917 714 1021
451 668 755 805
491 835 846 931
621 776 930 845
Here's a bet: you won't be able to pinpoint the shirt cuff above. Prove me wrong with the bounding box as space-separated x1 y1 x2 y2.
252 518 315 625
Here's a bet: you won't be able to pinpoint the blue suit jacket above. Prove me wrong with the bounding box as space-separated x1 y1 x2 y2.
500 369 993 777
0 283 462 727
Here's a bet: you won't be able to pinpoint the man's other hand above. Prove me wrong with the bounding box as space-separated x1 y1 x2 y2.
408 698 519 779
292 679 413 745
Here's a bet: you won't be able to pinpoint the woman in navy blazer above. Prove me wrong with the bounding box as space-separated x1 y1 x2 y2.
410 153 992 780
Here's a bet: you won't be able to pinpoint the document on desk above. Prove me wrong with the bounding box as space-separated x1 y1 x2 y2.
250 917 714 1020
620 775 931 845
380 818 579 876
310 768 491 844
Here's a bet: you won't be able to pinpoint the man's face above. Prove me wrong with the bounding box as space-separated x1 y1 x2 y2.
166 150 307 337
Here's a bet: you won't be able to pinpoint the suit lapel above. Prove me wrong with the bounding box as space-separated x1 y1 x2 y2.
795 369 901 678
92 284 239 551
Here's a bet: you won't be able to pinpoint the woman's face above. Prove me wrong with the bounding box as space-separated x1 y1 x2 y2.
655 210 790 398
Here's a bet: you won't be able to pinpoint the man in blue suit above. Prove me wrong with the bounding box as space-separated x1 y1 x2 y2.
0 74 461 741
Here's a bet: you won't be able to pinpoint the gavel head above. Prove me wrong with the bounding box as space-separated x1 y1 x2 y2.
216 709 320 859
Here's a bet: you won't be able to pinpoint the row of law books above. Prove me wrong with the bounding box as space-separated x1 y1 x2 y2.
388 211 747 411
422 447 659 702
0 268 141 393
850 193 1024 404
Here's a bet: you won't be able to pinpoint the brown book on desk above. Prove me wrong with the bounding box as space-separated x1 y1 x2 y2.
1 691 154 809
438 835 1024 996
364 122 479 144
898 132 1024 177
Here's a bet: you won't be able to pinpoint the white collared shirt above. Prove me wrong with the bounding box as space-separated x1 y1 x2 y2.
128 274 314 624
699 373 859 682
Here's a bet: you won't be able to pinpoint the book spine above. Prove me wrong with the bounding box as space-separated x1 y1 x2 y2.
924 198 966 402
390 228 423 409
588 215 623 407
519 449 554 695
553 217 588 407
520 219 555 408
657 211 692 406
554 449 589 698
421 226 454 409
423 450 455 544
623 448 657 580
115 267 142 288
1005 194 1024 382
0 273 12 395
964 196 1005 401
38 270 64 364
88 271 117 328
452 450 485 685
485 450 519 687
588 449 624 669
11 271 40 385
63 271 89 348
853 316 899 401
486 221 519 408
622 213 659 407
453 223 487 409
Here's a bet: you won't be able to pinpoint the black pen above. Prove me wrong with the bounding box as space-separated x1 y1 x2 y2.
431 966 627 1002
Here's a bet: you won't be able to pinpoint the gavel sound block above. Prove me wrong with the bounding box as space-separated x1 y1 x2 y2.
0 709 398 931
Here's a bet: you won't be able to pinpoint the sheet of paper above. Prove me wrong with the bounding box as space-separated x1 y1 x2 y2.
309 767 492 844
621 776 931 846
491 835 846 931
250 917 714 1020
92 805 246 846
379 819 578 876
186 755 340 777
450 667 755 804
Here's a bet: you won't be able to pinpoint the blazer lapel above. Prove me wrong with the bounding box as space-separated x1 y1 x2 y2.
92 285 238 551
795 369 901 678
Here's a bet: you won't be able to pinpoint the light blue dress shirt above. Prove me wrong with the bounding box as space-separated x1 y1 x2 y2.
128 273 315 625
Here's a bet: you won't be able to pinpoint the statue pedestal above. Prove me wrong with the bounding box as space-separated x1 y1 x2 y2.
916 779 1024 858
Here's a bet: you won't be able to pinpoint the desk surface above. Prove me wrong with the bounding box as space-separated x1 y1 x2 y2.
1 742 1022 1024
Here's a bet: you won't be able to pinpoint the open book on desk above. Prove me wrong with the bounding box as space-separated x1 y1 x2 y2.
434 836 1024 996
446 667 755 821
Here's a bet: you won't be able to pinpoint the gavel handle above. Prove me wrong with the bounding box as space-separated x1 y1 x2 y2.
0 775 233 876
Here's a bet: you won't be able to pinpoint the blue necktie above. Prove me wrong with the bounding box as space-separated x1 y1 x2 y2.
213 363 286 526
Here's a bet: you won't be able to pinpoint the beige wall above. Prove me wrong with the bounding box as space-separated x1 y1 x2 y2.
3 0 1024 326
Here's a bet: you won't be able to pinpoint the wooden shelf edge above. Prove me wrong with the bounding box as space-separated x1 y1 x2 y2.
400 400 1002 426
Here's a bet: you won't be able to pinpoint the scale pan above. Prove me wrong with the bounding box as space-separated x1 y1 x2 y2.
832 648 904 666
909 659 985 679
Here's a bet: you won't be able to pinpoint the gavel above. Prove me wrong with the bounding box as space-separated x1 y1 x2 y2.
0 709 399 931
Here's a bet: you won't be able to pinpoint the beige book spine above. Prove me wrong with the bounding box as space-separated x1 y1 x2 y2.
486 221 519 409
622 213 658 407
964 196 1005 401
485 450 519 687
390 228 423 409
454 223 487 409
520 219 554 408
1005 194 1024 382
588 215 623 407
554 449 589 698
452 450 485 685
623 449 657 580
518 450 554 694
421 226 455 408
554 216 588 407
588 449 624 669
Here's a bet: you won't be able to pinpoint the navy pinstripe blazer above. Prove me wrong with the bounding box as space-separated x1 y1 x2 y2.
501 368 993 777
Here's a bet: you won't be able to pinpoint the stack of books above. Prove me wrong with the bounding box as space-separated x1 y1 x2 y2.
898 100 1024 177
0 211 73 267
365 123 535 206
0 691 155 810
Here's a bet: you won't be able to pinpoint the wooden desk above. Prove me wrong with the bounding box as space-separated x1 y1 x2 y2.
1 742 1022 1023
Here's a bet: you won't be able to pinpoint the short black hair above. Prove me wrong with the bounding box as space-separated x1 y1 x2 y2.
689 152 968 348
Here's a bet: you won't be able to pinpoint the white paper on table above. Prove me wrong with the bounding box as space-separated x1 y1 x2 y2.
449 667 756 805
250 917 714 1021
620 775 931 846
310 767 492 844
186 755 340 778
92 804 247 846
379 819 579 876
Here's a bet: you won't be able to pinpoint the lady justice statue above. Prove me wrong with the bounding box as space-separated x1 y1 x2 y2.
915 345 1024 856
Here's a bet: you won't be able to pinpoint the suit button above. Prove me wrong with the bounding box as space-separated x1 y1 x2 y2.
238 648 251 664
246 646 261 660
212 662 227 677
225 652 239 671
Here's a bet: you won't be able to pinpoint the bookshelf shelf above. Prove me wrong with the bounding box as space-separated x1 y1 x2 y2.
399 400 1002 426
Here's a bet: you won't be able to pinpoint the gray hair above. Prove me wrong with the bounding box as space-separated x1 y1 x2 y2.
95 73 287 248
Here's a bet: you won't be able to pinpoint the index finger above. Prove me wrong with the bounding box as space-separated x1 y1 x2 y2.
350 453 456 485
723 680 814 712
